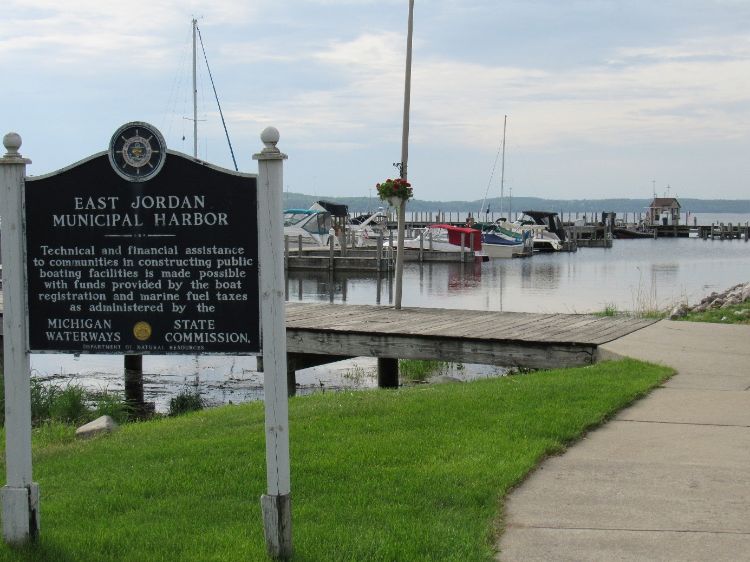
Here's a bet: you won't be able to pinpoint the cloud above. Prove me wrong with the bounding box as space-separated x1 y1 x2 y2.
207 27 750 169
0 0 265 68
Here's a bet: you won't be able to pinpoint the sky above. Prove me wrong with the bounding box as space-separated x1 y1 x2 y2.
2 0 750 202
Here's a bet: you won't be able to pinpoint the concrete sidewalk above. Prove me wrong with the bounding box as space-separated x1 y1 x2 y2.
497 320 750 561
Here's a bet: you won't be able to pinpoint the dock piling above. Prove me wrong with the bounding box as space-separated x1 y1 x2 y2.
377 358 398 388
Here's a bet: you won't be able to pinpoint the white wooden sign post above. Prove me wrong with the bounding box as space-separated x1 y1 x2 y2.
0 133 40 544
0 128 293 555
254 127 293 559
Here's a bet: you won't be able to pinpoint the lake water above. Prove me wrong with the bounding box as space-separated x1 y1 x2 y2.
31 236 750 411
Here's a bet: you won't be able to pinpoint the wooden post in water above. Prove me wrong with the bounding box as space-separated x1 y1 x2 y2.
284 235 289 269
124 355 145 417
328 235 334 270
377 232 383 271
1 133 40 545
377 358 398 388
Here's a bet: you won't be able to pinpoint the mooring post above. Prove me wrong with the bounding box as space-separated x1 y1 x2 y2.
328 235 334 270
286 356 297 397
124 355 145 417
377 232 383 271
283 235 289 269
0 133 40 545
377 358 399 388
253 128 292 559
419 228 424 262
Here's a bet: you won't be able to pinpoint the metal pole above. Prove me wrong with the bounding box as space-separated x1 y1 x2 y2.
1 133 40 545
253 128 292 559
395 0 414 311
499 115 507 217
192 18 198 159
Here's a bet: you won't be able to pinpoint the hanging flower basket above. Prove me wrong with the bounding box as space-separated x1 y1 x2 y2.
376 178 413 206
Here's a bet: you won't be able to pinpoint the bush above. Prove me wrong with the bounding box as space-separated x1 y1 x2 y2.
90 390 133 424
399 359 454 382
30 379 130 426
169 388 205 416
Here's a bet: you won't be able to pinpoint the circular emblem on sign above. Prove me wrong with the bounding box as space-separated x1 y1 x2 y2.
133 321 153 341
109 122 166 182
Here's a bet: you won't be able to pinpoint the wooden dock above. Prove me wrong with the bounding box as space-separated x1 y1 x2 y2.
284 303 656 371
0 299 657 394
285 247 481 270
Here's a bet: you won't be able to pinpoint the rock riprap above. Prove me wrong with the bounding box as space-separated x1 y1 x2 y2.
670 282 750 319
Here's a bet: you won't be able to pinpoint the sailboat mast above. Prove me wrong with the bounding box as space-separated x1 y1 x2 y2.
192 18 198 158
499 114 507 217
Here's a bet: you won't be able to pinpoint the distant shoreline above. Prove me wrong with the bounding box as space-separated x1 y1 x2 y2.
282 193 750 214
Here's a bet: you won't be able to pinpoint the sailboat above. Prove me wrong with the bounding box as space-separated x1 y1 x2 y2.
478 116 533 258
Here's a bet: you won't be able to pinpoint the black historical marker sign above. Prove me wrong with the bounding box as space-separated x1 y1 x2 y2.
24 124 260 354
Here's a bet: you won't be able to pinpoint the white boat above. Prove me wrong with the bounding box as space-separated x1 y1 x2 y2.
515 211 566 252
349 209 389 247
477 116 532 258
481 226 533 258
283 209 334 248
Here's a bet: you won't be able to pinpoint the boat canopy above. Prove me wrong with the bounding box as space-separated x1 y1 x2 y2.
429 224 483 251
311 200 349 217
521 210 567 241
283 208 332 233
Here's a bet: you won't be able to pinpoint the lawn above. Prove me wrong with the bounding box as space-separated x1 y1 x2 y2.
0 359 672 561
678 301 750 324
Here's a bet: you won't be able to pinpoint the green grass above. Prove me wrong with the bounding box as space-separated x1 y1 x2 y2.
593 303 667 320
0 359 672 562
398 359 461 382
679 301 750 324
593 303 619 317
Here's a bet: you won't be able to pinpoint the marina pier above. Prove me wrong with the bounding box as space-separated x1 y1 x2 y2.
276 303 656 393
1 299 657 396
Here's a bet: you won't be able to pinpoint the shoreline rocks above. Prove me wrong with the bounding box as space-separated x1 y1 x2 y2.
670 282 750 319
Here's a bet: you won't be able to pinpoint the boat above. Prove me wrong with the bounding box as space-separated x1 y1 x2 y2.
479 225 533 258
283 208 334 248
476 115 533 258
284 201 391 249
348 209 389 246
515 211 567 252
395 224 482 253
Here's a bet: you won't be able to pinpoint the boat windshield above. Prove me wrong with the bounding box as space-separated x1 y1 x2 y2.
284 212 314 227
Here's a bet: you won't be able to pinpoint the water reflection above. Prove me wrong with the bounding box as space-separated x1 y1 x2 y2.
285 269 394 304
284 238 750 314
